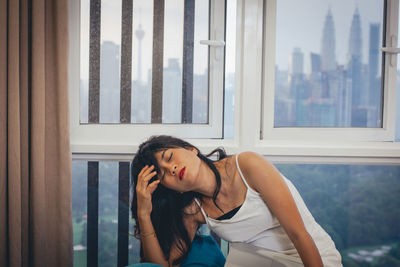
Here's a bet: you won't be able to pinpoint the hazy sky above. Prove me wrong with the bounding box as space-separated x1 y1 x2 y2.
80 0 234 80
80 0 384 79
276 0 383 73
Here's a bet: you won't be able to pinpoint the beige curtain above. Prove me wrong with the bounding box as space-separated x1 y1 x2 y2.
0 0 73 266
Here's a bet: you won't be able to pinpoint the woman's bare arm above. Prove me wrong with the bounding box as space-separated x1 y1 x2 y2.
136 165 202 266
238 152 323 267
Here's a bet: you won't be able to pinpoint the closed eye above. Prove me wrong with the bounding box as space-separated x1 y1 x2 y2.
168 152 173 162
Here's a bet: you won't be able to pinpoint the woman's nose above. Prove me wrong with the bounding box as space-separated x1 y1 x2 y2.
171 165 177 175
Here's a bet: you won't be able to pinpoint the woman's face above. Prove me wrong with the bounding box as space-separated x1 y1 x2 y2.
154 146 201 192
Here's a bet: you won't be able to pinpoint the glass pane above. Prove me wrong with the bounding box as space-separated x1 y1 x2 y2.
72 161 88 267
274 1 384 127
275 163 400 266
99 0 122 123
80 0 90 124
192 0 210 124
128 217 141 265
98 162 119 267
131 0 154 123
396 6 400 142
224 0 236 139
81 0 213 125
162 0 184 123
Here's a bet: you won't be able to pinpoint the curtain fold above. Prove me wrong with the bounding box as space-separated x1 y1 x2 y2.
0 0 73 266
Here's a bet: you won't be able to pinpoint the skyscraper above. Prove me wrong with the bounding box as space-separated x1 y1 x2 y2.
131 23 151 123
163 58 182 123
288 48 308 125
321 8 336 71
368 23 381 127
135 24 145 84
100 41 120 123
348 8 362 60
368 24 380 104
289 47 304 75
348 8 364 126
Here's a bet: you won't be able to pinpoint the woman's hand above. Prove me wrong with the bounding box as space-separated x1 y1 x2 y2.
136 165 160 218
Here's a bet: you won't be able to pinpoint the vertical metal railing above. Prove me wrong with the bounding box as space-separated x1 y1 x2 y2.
151 0 165 123
120 0 133 123
87 162 99 267
88 0 101 123
86 161 131 267
117 162 130 267
182 0 195 124
87 0 199 125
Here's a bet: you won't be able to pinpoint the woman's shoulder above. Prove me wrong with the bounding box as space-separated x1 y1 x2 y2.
236 151 267 168
235 151 278 190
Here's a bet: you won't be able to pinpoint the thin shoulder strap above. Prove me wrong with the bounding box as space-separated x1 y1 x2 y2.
235 153 251 189
194 198 208 220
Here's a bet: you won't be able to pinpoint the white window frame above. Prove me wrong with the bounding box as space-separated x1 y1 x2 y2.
68 0 226 154
232 0 400 163
261 0 397 142
69 0 400 164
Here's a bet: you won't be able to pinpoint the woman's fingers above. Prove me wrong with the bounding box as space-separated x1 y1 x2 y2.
137 165 159 192
148 180 160 194
138 165 156 182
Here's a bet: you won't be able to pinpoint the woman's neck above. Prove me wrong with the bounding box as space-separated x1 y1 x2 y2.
193 157 230 198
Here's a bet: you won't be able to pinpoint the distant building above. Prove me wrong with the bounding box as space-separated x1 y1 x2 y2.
100 41 120 123
348 8 364 125
162 58 182 123
289 47 304 75
321 8 336 71
131 24 151 123
368 23 381 127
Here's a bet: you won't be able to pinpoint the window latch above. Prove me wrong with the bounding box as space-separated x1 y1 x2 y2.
381 35 399 67
200 40 225 61
199 40 225 47
380 47 400 54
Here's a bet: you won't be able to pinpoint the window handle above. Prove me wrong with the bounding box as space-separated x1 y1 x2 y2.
200 40 225 61
199 40 225 47
381 47 400 54
381 35 399 67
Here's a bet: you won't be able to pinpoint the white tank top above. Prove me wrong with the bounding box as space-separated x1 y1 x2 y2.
194 153 342 266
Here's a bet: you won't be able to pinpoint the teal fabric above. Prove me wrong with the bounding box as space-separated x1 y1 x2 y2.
126 264 163 267
126 235 225 267
181 235 226 267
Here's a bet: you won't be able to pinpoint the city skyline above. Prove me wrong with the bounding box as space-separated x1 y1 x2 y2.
82 1 396 135
275 7 382 128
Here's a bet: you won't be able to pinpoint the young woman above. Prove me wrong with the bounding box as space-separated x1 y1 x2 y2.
131 135 342 267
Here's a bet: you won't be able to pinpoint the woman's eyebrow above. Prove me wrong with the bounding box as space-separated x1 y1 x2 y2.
161 150 166 160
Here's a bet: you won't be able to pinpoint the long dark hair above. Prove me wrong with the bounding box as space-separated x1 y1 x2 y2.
130 135 227 264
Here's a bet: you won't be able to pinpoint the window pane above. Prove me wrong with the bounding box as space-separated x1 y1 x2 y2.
274 1 384 127
72 161 88 267
192 0 210 124
98 162 119 267
224 0 236 139
73 160 230 266
276 163 400 266
99 0 122 123
81 0 213 125
131 0 153 123
80 0 90 124
162 0 184 123
72 161 135 266
396 6 400 142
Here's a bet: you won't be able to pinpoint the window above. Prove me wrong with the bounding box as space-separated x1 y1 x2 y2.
261 0 397 142
276 163 400 266
71 160 229 266
69 0 400 266
70 0 228 154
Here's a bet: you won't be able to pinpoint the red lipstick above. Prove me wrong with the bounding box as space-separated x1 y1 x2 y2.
179 167 185 180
